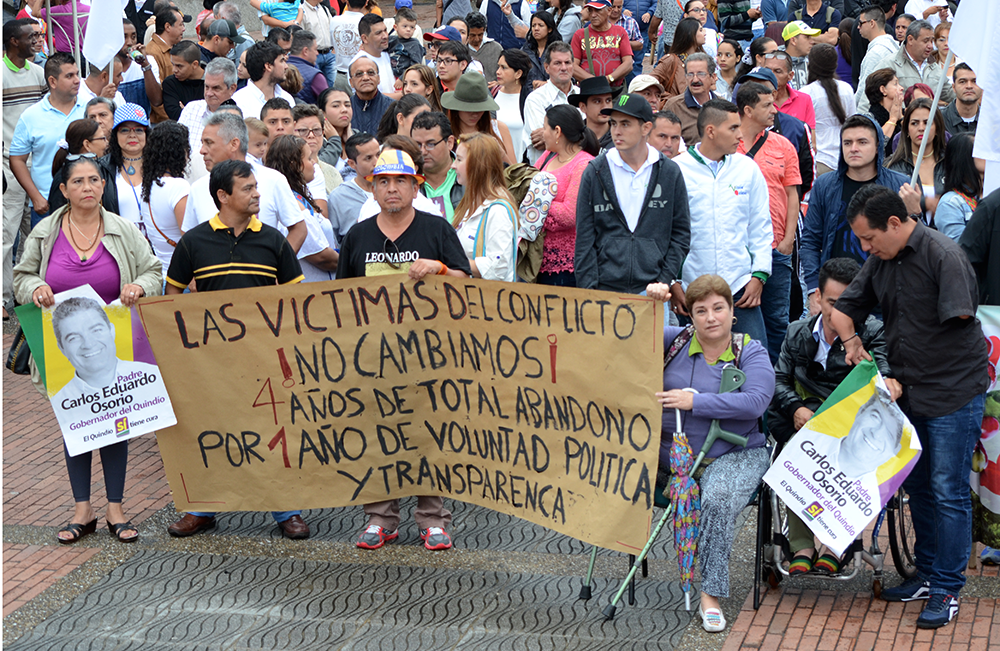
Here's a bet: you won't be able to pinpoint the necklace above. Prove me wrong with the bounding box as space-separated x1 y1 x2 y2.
123 155 142 176
66 209 102 260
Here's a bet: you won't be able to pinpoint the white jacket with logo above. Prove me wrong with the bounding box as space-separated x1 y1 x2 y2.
673 146 773 292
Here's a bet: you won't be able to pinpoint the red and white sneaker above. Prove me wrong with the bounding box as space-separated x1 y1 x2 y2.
420 527 452 551
355 524 398 550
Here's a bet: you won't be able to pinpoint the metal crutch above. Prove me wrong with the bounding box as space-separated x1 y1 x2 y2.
602 365 749 619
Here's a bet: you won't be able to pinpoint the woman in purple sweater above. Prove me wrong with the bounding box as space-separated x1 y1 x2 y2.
649 273 775 633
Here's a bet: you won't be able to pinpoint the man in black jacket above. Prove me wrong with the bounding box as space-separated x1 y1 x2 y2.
768 257 890 574
574 93 690 294
960 187 1000 306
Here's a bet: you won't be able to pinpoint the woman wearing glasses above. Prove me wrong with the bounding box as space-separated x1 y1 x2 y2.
13 154 162 545
107 104 151 236
47 119 118 216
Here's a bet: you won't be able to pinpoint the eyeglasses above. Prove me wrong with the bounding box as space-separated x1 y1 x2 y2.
685 71 711 79
117 127 146 135
435 57 458 66
417 138 444 152
352 70 378 78
686 7 707 13
294 127 323 137
90 136 108 142
383 238 402 269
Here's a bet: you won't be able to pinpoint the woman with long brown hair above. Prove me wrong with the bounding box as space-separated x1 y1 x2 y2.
48 119 117 215
885 98 946 221
441 74 518 165
652 17 707 98
401 64 443 111
450 133 517 282
801 43 855 176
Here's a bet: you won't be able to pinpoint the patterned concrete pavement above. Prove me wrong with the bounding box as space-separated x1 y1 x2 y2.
4 327 999 650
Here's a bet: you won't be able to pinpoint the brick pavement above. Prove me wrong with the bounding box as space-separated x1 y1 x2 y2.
2 544 100 618
723 588 998 651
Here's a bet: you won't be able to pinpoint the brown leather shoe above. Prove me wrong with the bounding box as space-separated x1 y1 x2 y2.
167 513 216 537
277 514 310 539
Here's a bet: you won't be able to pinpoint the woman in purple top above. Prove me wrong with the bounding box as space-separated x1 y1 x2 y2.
648 274 774 634
13 156 162 546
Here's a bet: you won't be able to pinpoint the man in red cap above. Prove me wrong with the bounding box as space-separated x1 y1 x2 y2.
571 0 633 88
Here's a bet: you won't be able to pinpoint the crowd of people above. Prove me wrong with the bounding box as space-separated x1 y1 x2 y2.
3 0 996 637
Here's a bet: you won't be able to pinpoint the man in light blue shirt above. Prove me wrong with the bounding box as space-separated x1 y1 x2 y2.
8 52 87 226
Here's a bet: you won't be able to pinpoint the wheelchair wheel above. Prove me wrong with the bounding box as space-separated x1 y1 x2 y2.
886 488 917 579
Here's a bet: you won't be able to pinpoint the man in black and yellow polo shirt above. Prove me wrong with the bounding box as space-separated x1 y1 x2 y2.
164 158 310 540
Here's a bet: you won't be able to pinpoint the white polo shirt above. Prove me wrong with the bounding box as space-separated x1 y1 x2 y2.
606 144 659 232
231 81 296 119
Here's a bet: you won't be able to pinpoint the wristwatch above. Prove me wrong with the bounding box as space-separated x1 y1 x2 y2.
606 74 614 83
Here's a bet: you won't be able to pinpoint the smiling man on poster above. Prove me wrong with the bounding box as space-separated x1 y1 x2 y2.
49 296 176 457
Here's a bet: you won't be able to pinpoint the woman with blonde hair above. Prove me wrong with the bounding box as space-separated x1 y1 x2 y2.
402 64 443 111
451 133 517 282
931 22 956 80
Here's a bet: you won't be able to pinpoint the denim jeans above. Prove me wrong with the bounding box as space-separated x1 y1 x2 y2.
30 208 47 229
902 393 985 595
315 51 338 89
189 510 301 523
731 285 768 348
760 249 792 365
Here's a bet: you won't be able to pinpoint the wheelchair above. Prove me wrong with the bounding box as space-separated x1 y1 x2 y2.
753 463 918 603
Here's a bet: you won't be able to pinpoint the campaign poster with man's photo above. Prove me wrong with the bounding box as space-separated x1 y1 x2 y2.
40 286 176 456
763 361 921 555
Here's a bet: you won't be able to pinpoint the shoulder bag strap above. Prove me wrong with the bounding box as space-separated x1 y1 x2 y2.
583 25 595 76
744 130 768 160
663 324 696 369
146 200 177 247
474 200 517 259
540 151 558 170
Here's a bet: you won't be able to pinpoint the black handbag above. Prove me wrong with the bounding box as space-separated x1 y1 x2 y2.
5 327 31 375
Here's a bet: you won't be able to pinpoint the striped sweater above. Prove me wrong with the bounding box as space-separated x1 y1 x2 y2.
3 57 46 157
716 0 755 41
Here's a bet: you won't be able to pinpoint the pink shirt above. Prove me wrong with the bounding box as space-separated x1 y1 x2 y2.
778 85 816 131
40 1 88 54
46 230 121 303
536 150 595 274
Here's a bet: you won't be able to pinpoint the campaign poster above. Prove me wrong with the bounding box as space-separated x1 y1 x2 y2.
43 287 177 457
763 361 921 556
973 306 1000 547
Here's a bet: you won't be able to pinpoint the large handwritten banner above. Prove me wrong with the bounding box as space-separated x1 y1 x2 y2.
138 277 664 552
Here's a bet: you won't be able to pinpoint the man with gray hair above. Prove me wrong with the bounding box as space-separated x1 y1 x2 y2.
661 52 717 146
287 30 328 104
859 18 953 112
181 110 307 254
215 1 254 61
179 57 238 181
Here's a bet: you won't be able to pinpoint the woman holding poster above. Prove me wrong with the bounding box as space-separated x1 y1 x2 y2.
649 274 774 633
13 154 162 545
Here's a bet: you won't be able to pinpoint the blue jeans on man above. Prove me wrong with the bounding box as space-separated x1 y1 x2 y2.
760 249 792 365
902 393 985 595
315 51 338 89
189 510 301 523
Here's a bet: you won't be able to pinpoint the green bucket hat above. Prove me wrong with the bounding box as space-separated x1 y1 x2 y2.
440 73 499 113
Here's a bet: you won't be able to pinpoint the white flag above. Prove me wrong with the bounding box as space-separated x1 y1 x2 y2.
81 0 128 71
949 0 1000 194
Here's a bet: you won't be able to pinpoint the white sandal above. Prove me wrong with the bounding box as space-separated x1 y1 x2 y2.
698 605 726 633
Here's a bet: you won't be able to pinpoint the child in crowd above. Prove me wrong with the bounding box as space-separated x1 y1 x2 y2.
250 0 303 32
388 8 425 78
245 118 270 164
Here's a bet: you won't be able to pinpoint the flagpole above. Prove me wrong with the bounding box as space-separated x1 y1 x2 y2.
71 0 79 69
909 49 954 188
45 0 52 57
